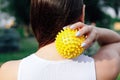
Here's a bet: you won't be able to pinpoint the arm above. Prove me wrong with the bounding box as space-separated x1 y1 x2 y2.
93 28 120 80
85 27 120 80
96 27 120 46
70 22 120 54
70 22 120 80
93 42 120 80
0 61 20 80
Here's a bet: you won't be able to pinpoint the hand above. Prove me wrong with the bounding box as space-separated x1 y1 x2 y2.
69 22 98 49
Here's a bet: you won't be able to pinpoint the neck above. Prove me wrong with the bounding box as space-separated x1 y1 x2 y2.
35 42 66 61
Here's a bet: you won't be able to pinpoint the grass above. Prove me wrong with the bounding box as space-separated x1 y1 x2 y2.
117 75 120 80
0 37 120 80
0 37 38 65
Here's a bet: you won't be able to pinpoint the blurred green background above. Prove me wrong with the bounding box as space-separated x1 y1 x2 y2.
0 0 120 79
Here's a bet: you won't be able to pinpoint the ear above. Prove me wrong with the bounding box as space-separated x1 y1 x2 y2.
80 5 85 23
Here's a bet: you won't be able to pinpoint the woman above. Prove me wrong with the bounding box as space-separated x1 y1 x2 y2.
0 0 120 80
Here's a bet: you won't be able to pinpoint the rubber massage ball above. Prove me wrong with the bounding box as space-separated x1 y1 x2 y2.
55 27 85 59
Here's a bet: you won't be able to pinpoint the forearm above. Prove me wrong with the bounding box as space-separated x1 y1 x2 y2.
96 27 120 46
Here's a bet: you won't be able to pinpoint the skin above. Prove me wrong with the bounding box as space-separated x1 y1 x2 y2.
0 6 120 80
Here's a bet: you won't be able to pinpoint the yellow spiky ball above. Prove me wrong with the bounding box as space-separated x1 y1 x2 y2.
55 27 85 59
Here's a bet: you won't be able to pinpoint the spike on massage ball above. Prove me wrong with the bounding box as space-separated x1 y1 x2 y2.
55 27 86 59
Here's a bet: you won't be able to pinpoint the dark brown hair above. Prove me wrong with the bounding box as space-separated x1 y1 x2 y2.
31 0 83 48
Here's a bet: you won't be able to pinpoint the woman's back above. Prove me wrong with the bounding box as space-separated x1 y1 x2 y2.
18 54 96 80
0 0 120 79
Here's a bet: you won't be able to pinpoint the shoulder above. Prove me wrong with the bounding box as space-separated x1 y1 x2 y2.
0 60 21 80
93 43 120 80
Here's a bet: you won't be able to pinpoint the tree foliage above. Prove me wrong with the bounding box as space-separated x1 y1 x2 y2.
1 0 119 27
1 0 30 26
84 0 105 23
9 0 30 25
84 0 114 29
103 0 120 16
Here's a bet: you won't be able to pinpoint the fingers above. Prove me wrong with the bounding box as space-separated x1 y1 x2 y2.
70 22 84 29
81 29 98 49
76 25 93 37
63 22 98 49
69 22 94 37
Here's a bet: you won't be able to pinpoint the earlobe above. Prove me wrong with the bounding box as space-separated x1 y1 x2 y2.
80 5 85 23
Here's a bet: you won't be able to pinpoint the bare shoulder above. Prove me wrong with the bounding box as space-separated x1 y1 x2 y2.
0 60 21 80
93 43 120 80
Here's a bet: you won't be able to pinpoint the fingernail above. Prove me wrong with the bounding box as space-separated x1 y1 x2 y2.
70 25 75 29
76 31 81 37
63 26 67 29
81 43 86 47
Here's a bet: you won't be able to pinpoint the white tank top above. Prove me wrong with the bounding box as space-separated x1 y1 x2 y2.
18 54 96 80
